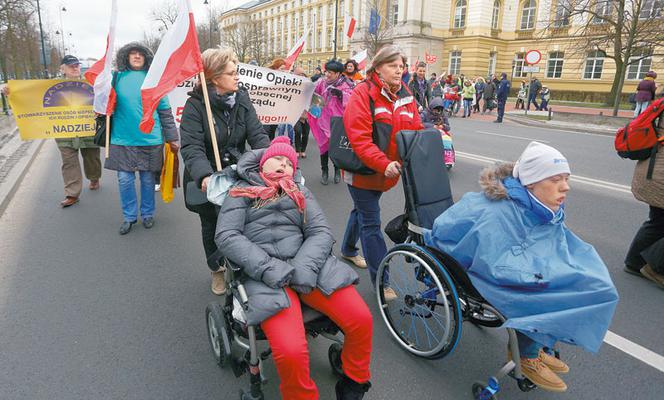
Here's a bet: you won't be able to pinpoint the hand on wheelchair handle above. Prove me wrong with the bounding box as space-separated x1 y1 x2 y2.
385 161 402 178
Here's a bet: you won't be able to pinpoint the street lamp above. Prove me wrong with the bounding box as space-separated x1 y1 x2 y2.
204 0 214 49
58 6 67 56
35 0 48 77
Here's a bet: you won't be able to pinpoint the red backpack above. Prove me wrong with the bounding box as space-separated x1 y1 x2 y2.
615 97 664 160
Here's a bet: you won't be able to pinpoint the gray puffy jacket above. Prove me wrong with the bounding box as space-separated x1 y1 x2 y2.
214 149 359 325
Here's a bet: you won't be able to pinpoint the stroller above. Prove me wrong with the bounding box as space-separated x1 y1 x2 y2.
421 97 456 170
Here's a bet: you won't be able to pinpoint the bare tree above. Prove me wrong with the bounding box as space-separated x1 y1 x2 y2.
541 0 664 115
149 0 178 31
359 0 394 58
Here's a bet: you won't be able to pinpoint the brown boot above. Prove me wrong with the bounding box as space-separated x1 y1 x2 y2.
640 264 664 289
520 356 567 392
538 349 569 374
211 271 227 295
60 196 79 208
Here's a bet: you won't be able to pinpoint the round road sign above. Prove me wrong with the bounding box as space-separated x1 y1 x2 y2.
525 50 542 65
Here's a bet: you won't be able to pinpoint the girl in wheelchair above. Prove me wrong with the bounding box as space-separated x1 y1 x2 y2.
424 142 619 393
215 136 373 400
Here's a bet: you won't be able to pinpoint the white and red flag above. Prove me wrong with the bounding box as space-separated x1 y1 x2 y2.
84 0 118 115
284 29 309 71
344 13 356 38
425 52 437 64
139 0 203 133
352 49 368 71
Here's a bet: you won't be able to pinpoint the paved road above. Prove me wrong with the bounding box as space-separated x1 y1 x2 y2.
1 118 662 400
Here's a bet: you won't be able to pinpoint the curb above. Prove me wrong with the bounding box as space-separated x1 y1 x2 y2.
504 115 617 136
0 136 45 217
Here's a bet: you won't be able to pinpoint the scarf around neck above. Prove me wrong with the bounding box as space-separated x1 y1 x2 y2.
229 171 306 214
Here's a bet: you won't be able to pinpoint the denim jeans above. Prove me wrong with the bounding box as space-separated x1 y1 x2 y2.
342 185 386 284
497 99 506 121
634 101 650 117
117 170 155 222
527 95 539 110
540 99 549 111
516 331 543 359
463 99 473 117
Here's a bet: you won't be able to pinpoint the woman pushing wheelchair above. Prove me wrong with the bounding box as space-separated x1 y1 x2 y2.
215 137 373 400
424 142 619 392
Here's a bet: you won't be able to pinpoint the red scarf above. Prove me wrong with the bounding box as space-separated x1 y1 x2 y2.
229 171 306 214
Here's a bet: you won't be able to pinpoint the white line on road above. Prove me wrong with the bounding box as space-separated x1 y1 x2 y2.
604 331 664 374
475 131 550 143
456 151 632 194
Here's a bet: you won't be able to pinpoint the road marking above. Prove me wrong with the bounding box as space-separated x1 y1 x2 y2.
475 131 550 143
456 151 632 194
604 331 664 374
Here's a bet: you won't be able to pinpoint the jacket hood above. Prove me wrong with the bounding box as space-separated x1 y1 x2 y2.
479 162 515 200
115 42 154 71
236 149 265 185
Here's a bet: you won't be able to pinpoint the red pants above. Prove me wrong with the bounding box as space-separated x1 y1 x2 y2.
261 286 373 400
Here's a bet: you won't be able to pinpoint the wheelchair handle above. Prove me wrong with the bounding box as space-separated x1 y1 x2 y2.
237 283 250 310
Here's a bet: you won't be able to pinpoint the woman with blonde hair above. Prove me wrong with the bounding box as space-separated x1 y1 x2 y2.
180 47 270 295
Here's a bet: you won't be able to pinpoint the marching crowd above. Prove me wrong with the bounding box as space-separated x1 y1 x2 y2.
4 41 662 400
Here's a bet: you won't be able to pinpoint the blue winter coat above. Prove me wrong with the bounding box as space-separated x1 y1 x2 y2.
497 78 511 101
423 163 619 353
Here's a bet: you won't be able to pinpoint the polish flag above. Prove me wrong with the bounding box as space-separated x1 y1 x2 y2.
284 29 309 71
84 0 118 115
425 52 437 64
139 0 203 133
352 49 368 71
344 13 356 38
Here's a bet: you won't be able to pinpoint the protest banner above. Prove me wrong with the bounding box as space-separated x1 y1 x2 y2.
168 63 315 127
8 79 96 141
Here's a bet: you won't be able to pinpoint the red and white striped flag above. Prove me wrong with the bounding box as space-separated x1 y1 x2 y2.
284 29 309 71
425 52 437 64
344 13 356 38
139 0 203 133
84 0 118 115
352 49 368 71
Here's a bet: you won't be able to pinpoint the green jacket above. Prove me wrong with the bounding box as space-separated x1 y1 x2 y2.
55 136 98 149
461 85 476 100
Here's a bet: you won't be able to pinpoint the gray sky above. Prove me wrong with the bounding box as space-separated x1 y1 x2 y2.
44 0 246 59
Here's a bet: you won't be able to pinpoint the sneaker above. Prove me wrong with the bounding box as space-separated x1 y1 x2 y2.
119 220 137 235
154 184 161 192
142 217 154 229
640 264 664 289
383 287 398 302
538 350 569 374
520 356 567 392
342 254 367 269
211 271 227 295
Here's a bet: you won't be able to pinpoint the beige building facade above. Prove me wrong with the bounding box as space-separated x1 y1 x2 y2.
220 0 664 99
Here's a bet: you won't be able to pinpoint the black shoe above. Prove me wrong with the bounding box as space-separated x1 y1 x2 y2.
143 217 154 229
335 375 371 400
119 220 137 235
493 120 502 123
624 265 646 278
334 168 341 184
321 170 329 185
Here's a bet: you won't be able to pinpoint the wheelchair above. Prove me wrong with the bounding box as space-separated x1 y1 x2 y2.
376 129 560 399
205 256 345 400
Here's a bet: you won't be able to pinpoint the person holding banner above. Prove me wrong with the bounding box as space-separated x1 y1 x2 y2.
180 47 269 296
104 43 179 235
309 60 355 185
3 55 102 208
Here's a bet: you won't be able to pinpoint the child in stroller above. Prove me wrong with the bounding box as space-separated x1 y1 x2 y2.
442 84 461 116
421 97 456 169
215 137 373 400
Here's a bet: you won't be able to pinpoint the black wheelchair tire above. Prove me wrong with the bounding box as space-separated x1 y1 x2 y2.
206 302 232 368
327 343 344 377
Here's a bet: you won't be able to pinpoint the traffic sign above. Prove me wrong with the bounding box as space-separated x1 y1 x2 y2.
523 66 540 73
525 50 542 65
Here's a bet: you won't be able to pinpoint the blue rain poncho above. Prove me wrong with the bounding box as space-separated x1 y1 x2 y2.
423 164 619 353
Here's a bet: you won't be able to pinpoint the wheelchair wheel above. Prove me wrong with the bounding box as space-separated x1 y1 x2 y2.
472 381 498 400
376 244 462 359
327 343 343 377
206 302 232 368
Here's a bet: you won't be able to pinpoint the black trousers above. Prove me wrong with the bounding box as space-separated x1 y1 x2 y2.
197 202 220 270
625 206 664 273
320 151 339 173
294 120 309 153
497 99 506 121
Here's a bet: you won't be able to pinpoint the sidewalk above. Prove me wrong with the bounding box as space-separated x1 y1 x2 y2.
0 115 44 215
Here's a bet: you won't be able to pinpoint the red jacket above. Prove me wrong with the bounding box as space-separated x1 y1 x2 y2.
342 73 423 192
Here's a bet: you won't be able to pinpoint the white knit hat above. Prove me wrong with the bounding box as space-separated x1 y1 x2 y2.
513 142 571 185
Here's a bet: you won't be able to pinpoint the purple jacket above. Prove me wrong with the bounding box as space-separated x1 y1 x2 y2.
307 77 354 154
635 78 657 102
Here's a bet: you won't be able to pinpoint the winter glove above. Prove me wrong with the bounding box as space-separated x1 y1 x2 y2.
291 284 313 295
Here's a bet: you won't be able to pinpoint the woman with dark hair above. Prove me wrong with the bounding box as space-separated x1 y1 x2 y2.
180 47 269 295
344 59 364 82
104 42 179 235
308 60 355 185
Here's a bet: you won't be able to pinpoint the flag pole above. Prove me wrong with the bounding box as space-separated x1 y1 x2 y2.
105 114 110 158
198 71 222 171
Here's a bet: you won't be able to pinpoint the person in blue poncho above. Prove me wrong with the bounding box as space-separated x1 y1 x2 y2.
424 141 618 393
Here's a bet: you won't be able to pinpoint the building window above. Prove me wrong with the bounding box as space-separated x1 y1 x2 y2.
491 1 501 30
554 0 571 27
546 51 564 78
512 52 527 77
520 0 537 30
639 0 663 19
453 0 467 29
627 53 653 80
391 0 399 26
449 51 462 75
488 52 497 75
317 31 321 50
592 1 611 24
583 50 605 79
